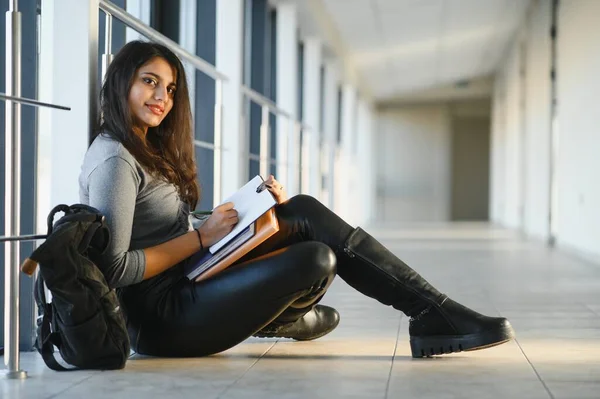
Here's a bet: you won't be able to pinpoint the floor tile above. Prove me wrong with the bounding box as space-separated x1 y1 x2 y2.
517 338 600 383
1 352 95 399
545 381 600 399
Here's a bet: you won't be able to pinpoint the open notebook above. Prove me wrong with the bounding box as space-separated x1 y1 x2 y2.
185 208 279 281
185 176 279 281
209 175 277 253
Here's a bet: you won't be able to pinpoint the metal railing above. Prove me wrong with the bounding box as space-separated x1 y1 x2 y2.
3 0 327 378
99 1 228 82
240 86 319 196
0 93 71 111
2 0 72 379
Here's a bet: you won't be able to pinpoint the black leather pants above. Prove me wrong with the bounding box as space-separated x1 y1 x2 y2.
120 195 356 357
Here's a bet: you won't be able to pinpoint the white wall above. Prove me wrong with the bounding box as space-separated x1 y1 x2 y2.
322 61 340 210
335 84 357 222
38 0 98 233
490 73 506 223
492 1 543 232
555 0 600 259
301 38 323 198
502 42 525 229
492 0 600 260
376 105 452 223
216 0 245 199
523 0 552 240
355 100 376 226
276 1 300 196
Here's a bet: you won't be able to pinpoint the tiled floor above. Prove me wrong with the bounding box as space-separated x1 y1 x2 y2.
3 223 600 398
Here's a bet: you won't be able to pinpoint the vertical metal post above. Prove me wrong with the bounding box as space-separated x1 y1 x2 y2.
328 135 336 209
316 131 324 201
548 0 559 247
101 11 113 80
286 120 293 192
319 136 328 203
89 0 100 146
300 127 311 194
259 105 270 178
4 0 27 379
213 79 223 206
276 116 289 195
292 121 301 194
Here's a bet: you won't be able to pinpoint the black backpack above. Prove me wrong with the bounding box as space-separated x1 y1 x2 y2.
23 204 130 371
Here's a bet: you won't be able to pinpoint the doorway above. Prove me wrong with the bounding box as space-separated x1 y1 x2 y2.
450 116 491 221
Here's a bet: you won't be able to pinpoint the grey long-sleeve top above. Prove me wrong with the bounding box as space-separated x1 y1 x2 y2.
79 133 192 288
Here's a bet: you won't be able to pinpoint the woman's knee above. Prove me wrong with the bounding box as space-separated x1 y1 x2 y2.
285 194 324 213
290 241 337 282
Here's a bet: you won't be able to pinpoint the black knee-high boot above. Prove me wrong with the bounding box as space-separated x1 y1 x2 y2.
340 227 515 358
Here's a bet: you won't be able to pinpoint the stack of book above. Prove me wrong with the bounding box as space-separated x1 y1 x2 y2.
185 175 279 282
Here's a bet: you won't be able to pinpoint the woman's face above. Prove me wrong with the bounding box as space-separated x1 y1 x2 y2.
128 56 177 133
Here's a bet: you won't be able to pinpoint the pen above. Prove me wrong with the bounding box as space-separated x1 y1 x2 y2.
191 210 213 216
256 182 273 193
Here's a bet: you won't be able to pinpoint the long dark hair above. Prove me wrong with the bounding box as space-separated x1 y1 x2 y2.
96 40 200 208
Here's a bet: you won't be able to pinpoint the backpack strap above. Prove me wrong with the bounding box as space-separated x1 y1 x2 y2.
37 303 71 371
46 204 72 235
77 221 102 254
35 281 77 371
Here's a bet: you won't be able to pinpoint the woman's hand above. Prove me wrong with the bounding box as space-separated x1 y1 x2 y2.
264 175 288 204
197 202 238 248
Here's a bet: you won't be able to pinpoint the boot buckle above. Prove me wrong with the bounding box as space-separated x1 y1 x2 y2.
409 306 431 322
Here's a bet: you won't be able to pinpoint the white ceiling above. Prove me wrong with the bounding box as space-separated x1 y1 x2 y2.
297 0 530 104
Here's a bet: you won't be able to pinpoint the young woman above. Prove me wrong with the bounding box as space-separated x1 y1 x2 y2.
80 41 514 358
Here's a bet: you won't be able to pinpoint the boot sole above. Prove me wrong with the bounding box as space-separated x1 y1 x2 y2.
410 324 515 358
254 317 340 341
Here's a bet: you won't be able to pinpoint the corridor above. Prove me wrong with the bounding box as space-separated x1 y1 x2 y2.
4 223 599 399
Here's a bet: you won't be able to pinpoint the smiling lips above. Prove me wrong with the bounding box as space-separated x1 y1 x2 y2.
146 104 164 115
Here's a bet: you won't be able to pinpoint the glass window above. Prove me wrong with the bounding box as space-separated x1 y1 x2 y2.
194 0 217 210
150 0 180 42
247 0 277 179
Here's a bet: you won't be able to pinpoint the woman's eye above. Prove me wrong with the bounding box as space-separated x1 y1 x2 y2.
167 87 176 95
143 77 156 86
